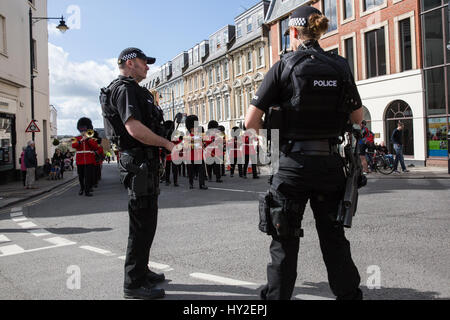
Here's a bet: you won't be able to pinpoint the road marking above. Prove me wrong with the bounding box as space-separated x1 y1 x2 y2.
44 237 77 246
0 235 11 243
148 261 174 272
12 217 28 222
294 294 334 300
18 221 37 229
190 273 257 286
117 256 174 271
10 212 24 218
0 244 25 256
26 180 78 207
208 187 264 194
10 207 22 212
79 245 115 256
28 229 51 237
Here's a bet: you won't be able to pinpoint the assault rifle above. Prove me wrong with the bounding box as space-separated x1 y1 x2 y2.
336 125 367 228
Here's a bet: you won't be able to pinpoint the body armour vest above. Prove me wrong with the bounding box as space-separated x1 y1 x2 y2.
100 77 165 151
279 47 352 141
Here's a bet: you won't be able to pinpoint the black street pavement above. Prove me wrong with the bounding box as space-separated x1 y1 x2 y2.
0 163 449 300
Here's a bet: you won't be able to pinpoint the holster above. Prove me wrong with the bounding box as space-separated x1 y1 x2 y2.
258 190 304 238
119 150 160 210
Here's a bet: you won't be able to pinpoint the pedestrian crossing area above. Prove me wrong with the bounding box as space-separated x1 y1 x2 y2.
0 207 77 257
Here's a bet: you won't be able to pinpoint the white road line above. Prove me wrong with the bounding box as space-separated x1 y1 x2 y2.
117 256 174 271
10 207 22 212
208 187 264 194
12 217 28 222
10 212 24 218
28 229 51 237
190 273 257 286
0 244 25 256
0 235 11 243
79 245 115 256
148 261 174 272
44 237 77 246
17 221 37 229
0 238 76 258
294 294 334 300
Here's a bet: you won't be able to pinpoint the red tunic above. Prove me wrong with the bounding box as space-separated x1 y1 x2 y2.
72 136 99 165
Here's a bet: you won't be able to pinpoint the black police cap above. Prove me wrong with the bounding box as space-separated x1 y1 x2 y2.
289 6 322 28
118 47 156 65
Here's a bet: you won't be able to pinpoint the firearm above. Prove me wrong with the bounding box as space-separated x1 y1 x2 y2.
336 126 367 228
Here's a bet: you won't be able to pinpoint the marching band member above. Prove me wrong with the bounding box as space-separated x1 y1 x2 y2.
72 117 99 197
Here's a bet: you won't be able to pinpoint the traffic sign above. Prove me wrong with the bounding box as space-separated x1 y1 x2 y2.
25 120 40 133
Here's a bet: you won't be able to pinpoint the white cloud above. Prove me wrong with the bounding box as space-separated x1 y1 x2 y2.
49 43 161 136
49 43 119 136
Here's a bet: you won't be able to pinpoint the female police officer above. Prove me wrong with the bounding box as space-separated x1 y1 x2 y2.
245 6 363 300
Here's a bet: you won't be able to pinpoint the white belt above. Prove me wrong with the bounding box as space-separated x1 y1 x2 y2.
77 151 95 154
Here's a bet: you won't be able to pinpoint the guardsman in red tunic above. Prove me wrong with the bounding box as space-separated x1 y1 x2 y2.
72 117 99 197
227 126 243 177
242 129 259 179
184 115 207 190
93 132 105 188
205 120 223 183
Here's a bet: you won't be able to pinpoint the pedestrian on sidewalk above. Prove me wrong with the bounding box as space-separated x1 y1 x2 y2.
24 141 38 189
19 147 27 186
391 121 410 173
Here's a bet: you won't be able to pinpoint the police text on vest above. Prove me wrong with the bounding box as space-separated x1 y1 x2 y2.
313 80 338 87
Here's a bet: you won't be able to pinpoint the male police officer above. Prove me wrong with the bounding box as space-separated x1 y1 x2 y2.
245 6 364 300
100 48 174 300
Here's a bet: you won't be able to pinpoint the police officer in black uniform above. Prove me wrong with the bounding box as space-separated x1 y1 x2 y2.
245 7 364 300
100 48 175 300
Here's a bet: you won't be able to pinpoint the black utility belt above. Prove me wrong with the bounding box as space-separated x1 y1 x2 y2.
120 147 158 161
287 140 338 155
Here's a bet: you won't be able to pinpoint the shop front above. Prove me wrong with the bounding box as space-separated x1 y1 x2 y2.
0 112 16 182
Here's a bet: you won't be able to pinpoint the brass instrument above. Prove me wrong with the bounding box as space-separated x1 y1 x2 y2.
86 129 95 138
71 137 78 143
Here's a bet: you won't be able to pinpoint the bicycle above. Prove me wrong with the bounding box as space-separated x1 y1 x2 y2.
366 149 395 175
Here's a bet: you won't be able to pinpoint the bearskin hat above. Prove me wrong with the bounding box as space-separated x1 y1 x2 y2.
185 115 199 131
207 120 219 130
218 125 225 132
77 117 93 132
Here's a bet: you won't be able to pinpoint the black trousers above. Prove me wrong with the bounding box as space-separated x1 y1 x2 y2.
206 163 221 180
261 153 361 300
165 160 178 184
230 157 243 177
243 154 258 178
124 193 159 289
187 161 206 187
179 162 186 177
77 164 93 192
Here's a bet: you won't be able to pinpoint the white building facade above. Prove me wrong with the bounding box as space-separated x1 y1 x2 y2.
0 0 51 181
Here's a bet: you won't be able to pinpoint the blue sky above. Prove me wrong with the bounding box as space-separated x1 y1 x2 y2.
48 0 261 135
48 0 260 65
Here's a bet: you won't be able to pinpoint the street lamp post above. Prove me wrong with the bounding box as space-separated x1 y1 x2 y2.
29 8 68 141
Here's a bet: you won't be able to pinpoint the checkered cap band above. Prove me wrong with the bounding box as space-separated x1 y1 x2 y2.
289 17 307 27
121 53 138 62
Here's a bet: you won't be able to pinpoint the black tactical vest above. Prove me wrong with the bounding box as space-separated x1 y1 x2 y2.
99 77 164 151
279 46 352 141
